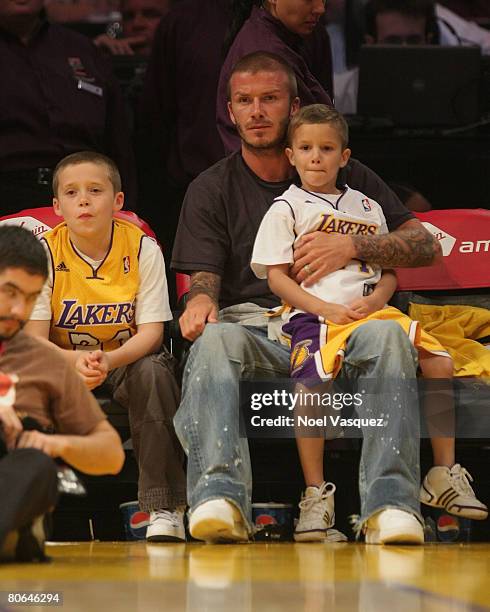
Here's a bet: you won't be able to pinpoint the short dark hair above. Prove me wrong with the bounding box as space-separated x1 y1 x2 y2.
227 51 298 100
52 151 122 196
288 104 349 149
0 226 48 278
364 0 437 39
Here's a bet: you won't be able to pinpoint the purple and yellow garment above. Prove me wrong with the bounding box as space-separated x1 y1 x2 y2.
283 306 450 382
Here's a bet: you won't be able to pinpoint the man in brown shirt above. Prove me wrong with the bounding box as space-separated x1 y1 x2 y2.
0 225 124 562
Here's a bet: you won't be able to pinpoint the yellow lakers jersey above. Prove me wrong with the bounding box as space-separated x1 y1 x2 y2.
43 219 144 352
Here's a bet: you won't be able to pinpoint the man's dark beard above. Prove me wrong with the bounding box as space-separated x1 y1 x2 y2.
0 316 25 341
237 116 289 154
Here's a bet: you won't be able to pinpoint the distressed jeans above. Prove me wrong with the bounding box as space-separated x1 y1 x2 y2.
174 319 422 533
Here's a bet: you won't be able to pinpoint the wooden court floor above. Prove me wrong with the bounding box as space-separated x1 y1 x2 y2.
1 542 489 612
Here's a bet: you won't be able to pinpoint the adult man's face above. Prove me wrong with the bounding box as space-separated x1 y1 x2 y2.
373 11 428 45
0 267 44 341
0 0 43 22
228 69 299 152
122 0 169 53
268 0 326 36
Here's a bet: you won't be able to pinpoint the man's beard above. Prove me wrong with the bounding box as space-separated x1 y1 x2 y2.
0 316 25 341
236 116 289 154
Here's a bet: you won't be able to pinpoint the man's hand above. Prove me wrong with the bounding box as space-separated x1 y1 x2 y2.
94 34 147 56
75 350 109 390
0 404 23 450
320 302 363 325
292 232 356 287
16 430 66 458
348 295 384 318
179 294 218 341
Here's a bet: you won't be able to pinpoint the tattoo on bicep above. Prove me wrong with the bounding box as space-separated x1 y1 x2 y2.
188 271 221 303
352 225 440 267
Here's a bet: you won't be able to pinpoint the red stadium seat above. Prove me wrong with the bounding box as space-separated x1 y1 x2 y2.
396 209 490 291
0 206 157 240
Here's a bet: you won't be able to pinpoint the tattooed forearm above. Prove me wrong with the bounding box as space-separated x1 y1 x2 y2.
188 271 221 303
352 220 442 268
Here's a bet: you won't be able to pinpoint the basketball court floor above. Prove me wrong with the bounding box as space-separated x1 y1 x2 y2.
1 542 489 611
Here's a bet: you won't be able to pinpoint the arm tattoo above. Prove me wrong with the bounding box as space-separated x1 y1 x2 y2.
188 271 221 303
352 221 442 268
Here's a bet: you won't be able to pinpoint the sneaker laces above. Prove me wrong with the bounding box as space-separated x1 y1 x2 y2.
449 464 475 497
298 482 336 523
151 508 183 528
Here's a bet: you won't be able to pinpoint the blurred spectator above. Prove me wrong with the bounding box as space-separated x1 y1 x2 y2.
0 0 136 214
333 0 490 115
94 0 170 55
137 0 231 263
217 0 333 154
45 0 120 25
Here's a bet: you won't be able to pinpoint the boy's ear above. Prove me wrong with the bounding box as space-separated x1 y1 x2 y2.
113 191 124 212
285 147 295 166
227 101 237 126
53 197 63 218
340 148 351 168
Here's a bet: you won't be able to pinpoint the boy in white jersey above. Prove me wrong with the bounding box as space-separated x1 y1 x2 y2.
251 105 487 542
26 151 187 542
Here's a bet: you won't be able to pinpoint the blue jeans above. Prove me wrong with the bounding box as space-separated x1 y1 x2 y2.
174 319 421 533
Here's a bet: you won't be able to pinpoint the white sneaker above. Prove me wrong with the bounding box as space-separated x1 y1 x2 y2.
146 508 186 542
189 499 249 543
420 464 488 520
294 482 347 543
363 509 424 545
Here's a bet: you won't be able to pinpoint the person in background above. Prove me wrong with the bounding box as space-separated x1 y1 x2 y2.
0 0 137 214
136 0 232 282
95 0 171 55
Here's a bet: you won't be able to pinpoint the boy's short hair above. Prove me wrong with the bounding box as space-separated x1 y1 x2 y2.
287 104 349 149
227 51 298 101
52 151 122 196
0 226 48 278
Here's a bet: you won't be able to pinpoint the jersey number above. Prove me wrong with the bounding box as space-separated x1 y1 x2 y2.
69 328 132 350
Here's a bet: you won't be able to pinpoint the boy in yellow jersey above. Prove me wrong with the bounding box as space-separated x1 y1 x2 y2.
26 151 187 542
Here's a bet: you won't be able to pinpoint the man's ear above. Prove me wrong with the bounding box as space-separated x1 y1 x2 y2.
53 198 63 218
113 192 124 212
285 147 295 167
227 101 237 126
340 148 351 168
290 97 300 117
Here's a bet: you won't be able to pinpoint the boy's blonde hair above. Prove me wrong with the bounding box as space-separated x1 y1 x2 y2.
52 151 122 196
288 105 349 149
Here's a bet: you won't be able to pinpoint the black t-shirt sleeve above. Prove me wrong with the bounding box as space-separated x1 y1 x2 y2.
341 158 414 231
171 171 230 275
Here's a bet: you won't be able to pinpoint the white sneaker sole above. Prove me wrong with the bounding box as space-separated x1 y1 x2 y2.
189 505 248 543
294 528 348 543
365 525 424 545
146 533 185 543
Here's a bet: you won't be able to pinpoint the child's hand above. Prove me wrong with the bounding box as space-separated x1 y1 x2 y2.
349 295 384 318
320 302 364 325
75 350 109 390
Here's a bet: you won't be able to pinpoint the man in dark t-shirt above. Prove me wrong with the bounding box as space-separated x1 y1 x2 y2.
171 52 441 545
